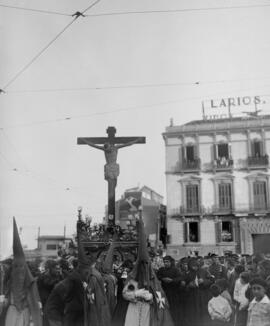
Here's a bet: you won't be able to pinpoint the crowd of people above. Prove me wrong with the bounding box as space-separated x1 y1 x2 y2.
0 218 270 326
152 252 270 326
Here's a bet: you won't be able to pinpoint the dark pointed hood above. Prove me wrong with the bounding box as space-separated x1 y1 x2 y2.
127 219 174 326
13 217 25 263
77 226 92 269
129 219 154 289
137 218 150 263
11 217 36 313
102 236 117 274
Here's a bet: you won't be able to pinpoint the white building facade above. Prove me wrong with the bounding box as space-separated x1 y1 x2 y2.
163 116 270 258
37 235 72 258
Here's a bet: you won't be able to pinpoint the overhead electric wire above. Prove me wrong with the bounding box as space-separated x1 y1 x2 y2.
0 0 102 17
1 2 269 19
81 0 102 15
1 85 270 130
1 18 77 91
5 76 270 94
0 1 268 91
0 3 71 16
85 3 270 17
0 131 104 200
0 130 29 171
0 0 102 91
0 150 16 169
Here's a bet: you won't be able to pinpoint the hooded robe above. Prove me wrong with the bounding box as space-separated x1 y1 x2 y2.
157 256 181 324
4 218 42 326
112 219 174 326
45 270 86 326
100 240 118 316
185 258 213 326
86 266 111 326
45 224 91 326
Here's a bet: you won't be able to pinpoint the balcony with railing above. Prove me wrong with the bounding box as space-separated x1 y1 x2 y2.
210 204 234 215
234 203 270 214
168 205 205 217
247 155 269 168
180 205 205 216
181 158 201 173
213 157 234 171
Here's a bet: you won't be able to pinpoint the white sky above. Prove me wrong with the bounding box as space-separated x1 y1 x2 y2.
1 0 270 258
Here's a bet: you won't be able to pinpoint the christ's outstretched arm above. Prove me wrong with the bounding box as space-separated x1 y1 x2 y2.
82 139 104 151
116 137 144 149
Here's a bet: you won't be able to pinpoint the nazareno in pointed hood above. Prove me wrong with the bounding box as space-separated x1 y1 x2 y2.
13 217 26 263
129 218 157 289
77 224 93 270
127 219 175 326
12 217 35 311
102 235 117 274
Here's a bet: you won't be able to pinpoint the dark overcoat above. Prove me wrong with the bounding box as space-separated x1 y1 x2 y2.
184 267 213 326
45 270 86 326
87 267 111 326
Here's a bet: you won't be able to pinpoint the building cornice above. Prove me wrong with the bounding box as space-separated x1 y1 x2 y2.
163 116 270 138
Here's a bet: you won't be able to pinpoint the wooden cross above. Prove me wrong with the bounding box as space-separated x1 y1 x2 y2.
77 126 146 227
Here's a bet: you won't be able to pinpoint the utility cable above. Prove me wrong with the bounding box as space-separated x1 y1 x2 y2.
0 3 71 16
5 76 270 94
0 0 102 91
85 3 270 17
1 2 269 18
0 150 17 170
81 0 102 15
0 131 103 197
1 83 270 130
0 1 267 91
1 18 77 91
0 130 29 171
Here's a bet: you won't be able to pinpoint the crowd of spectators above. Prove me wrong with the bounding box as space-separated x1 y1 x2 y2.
1 246 270 326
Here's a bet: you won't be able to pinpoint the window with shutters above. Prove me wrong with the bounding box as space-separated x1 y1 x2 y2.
252 140 263 157
182 145 200 170
248 140 268 166
253 181 267 210
186 145 195 162
184 221 199 243
218 183 232 210
186 185 199 212
217 143 229 159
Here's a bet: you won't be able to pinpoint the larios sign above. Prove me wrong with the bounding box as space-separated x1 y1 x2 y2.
202 95 265 120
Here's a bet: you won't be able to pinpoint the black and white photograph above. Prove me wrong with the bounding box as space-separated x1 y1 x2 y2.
0 1 270 325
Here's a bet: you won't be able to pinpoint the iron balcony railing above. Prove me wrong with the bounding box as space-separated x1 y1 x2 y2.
247 155 269 167
234 203 270 213
213 158 234 170
210 204 234 214
169 202 270 217
181 158 201 171
168 206 205 217
180 205 205 215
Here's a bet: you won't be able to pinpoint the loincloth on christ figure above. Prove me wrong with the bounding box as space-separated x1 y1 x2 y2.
104 163 120 181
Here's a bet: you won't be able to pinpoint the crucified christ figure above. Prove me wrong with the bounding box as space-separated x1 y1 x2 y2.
82 137 144 185
82 137 144 165
77 127 146 226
